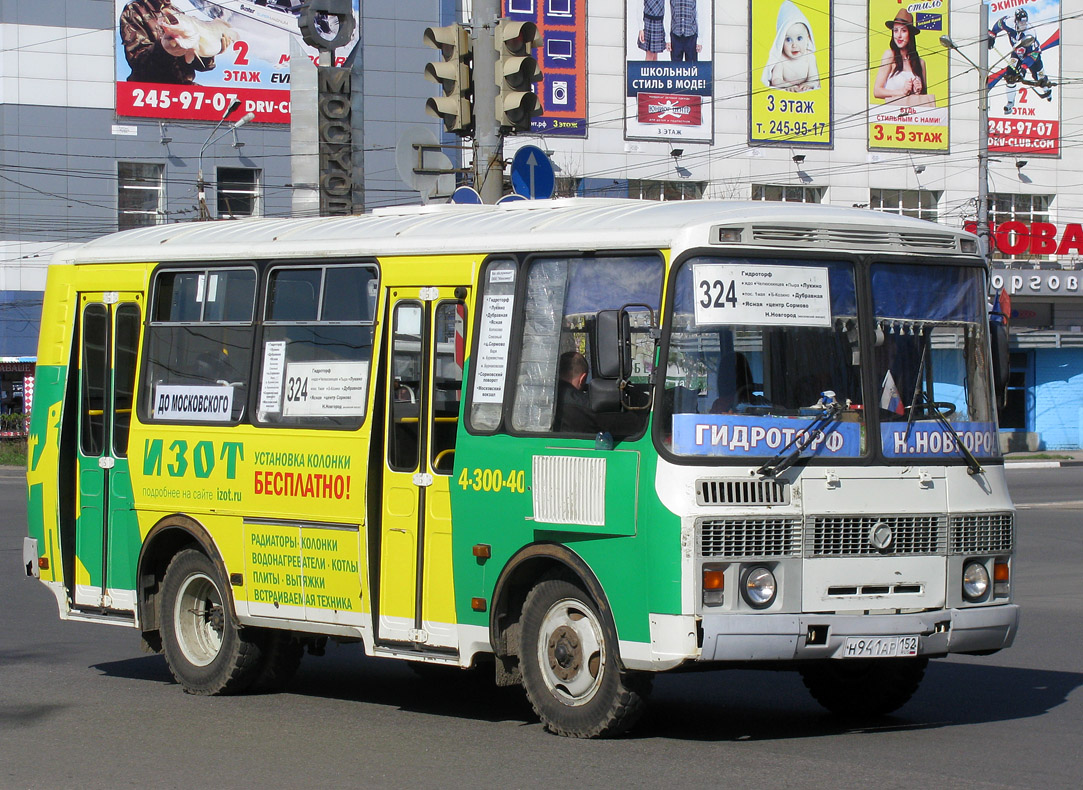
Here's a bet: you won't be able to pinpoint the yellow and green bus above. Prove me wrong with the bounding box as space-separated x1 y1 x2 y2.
24 199 1017 737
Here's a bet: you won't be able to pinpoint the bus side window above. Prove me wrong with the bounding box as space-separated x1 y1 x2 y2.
431 301 465 474
468 259 517 433
388 302 422 472
256 264 377 429
510 254 663 438
142 267 255 424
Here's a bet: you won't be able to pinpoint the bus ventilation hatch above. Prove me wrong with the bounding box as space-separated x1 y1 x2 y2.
749 225 959 252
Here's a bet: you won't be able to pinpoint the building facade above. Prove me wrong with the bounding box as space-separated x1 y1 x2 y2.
500 0 1082 449
0 0 452 348
2 0 1082 447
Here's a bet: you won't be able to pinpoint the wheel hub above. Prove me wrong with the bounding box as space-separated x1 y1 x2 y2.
547 624 581 681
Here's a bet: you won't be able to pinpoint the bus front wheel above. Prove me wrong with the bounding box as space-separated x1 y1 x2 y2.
800 656 928 717
519 577 650 738
160 549 263 695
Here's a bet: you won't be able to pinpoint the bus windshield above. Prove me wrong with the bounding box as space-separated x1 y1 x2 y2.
872 262 999 461
660 256 863 460
659 256 999 462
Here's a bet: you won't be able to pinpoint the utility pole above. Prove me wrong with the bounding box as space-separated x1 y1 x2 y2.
941 4 991 263
977 1 991 263
472 0 503 203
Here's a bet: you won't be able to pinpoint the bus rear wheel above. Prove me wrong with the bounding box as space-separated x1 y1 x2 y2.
160 549 263 695
520 577 649 738
249 630 305 693
800 657 928 717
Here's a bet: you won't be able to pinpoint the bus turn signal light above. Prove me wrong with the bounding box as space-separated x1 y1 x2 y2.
702 568 725 606
703 570 725 590
994 560 1010 596
38 557 49 571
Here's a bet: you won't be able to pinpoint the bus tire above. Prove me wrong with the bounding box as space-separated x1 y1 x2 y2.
800 657 928 717
160 549 262 696
249 630 304 693
520 577 649 738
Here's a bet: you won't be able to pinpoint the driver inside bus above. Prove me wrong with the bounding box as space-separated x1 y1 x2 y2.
556 350 645 436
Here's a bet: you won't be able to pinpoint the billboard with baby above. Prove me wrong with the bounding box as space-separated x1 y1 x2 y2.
114 0 360 124
749 0 832 148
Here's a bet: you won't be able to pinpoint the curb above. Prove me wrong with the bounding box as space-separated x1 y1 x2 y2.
1005 459 1083 469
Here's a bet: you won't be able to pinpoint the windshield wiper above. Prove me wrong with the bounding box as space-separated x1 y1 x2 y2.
900 336 983 475
912 393 984 475
757 393 845 478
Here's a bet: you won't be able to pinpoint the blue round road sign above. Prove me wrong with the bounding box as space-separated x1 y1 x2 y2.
510 145 555 200
451 186 483 204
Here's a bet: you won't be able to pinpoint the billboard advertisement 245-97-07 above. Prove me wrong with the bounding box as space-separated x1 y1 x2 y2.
987 0 1061 155
115 0 359 124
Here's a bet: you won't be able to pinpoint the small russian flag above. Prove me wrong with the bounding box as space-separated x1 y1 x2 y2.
880 370 905 415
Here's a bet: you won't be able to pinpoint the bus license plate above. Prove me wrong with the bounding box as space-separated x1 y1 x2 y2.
843 636 919 658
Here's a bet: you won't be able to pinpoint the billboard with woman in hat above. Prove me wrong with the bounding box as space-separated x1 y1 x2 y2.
867 2 949 152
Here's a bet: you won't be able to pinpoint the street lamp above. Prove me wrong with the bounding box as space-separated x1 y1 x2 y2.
940 3 991 263
197 101 255 219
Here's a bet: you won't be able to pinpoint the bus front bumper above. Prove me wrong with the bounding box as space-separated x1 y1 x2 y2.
698 604 1019 662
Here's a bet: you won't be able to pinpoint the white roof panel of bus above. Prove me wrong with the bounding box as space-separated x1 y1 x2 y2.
56 199 973 265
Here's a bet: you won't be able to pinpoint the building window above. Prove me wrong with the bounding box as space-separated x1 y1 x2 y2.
988 193 1053 261
553 176 581 197
751 184 824 203
118 162 164 230
627 180 705 201
870 189 940 222
217 168 261 218
575 178 704 200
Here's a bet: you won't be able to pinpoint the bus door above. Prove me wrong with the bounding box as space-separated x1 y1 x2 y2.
71 293 142 611
378 287 467 648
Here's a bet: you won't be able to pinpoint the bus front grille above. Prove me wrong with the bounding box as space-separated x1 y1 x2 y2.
699 517 801 558
696 478 790 506
950 512 1014 554
807 515 946 557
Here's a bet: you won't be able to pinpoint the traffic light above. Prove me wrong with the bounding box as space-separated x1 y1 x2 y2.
494 19 542 133
423 24 473 136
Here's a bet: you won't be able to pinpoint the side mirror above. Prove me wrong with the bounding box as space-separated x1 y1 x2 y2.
593 309 630 380
589 378 622 413
990 321 1009 408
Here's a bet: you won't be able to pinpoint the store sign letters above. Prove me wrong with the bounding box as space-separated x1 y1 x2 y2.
966 221 1083 258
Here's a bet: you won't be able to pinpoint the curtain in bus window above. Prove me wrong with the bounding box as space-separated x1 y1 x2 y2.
871 264 983 323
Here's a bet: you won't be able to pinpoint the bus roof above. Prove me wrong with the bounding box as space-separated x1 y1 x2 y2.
54 198 977 265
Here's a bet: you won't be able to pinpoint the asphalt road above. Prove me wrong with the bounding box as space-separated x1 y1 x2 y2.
2 464 1081 789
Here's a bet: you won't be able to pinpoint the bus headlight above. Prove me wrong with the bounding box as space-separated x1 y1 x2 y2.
962 561 990 601
741 566 777 609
